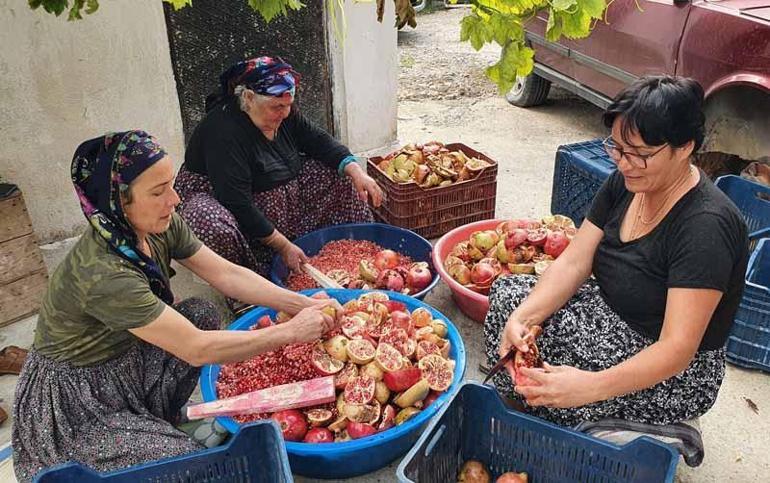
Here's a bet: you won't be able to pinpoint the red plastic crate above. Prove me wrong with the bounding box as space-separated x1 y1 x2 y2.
368 143 497 239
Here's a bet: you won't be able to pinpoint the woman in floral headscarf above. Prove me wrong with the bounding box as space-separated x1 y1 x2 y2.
175 57 383 296
12 131 341 482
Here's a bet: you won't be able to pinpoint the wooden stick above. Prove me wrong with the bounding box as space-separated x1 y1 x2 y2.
302 263 343 289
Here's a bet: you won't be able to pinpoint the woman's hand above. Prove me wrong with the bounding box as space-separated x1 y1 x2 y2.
345 162 384 207
284 306 337 343
514 363 600 408
500 314 537 357
278 240 308 273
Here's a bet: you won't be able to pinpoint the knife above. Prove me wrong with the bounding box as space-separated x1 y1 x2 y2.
482 347 516 385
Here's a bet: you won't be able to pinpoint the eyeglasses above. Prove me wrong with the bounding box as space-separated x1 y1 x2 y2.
602 136 668 169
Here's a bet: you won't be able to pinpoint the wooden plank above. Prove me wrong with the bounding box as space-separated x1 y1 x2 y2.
0 234 46 285
0 270 48 327
0 192 33 243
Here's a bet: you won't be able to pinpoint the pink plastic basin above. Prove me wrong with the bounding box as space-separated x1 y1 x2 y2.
432 219 505 323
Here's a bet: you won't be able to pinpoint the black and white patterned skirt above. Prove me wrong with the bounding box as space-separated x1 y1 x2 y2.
483 275 725 427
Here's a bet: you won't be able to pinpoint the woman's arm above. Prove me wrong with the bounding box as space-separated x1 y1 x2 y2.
516 287 722 407
177 245 317 314
129 303 335 366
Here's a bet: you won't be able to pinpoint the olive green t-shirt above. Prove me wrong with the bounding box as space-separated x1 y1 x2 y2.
34 213 203 366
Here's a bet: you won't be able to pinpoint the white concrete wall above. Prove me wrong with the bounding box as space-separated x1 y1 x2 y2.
0 0 184 242
328 1 398 153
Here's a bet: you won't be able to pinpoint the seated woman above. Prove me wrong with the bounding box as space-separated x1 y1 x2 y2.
484 76 749 427
175 56 382 280
13 131 340 482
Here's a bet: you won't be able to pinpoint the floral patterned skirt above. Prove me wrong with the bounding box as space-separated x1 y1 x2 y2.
483 275 726 427
174 160 373 278
12 298 219 482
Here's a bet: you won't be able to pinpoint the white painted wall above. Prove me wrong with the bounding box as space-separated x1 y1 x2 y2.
0 0 184 242
328 1 398 153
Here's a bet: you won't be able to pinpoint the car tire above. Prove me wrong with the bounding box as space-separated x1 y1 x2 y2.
506 73 551 107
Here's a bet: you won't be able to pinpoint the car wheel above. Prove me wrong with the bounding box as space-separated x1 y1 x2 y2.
506 73 551 107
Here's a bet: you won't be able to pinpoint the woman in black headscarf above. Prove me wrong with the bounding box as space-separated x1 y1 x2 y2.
12 130 339 481
175 56 382 289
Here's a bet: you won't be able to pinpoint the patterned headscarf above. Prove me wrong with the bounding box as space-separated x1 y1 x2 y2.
71 130 174 305
219 56 300 98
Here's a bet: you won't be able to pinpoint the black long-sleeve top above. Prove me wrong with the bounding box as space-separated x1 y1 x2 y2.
183 98 352 239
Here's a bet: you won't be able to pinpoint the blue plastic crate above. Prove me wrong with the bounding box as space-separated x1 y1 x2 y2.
551 139 616 226
33 421 293 483
726 238 770 371
397 382 678 483
715 175 770 250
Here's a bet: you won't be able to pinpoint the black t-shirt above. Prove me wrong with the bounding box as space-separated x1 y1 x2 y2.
587 169 748 351
184 99 352 240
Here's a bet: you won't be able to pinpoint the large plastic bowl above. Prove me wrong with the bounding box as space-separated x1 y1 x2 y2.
433 219 505 323
200 289 467 479
270 223 439 300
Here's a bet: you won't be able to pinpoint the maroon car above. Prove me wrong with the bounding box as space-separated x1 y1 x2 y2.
511 0 770 164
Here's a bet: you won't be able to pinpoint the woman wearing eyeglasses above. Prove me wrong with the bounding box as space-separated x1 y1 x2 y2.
484 76 749 427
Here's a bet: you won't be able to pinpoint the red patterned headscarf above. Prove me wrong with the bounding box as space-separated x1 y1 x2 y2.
219 56 300 98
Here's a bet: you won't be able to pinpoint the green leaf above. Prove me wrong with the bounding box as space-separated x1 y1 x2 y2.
545 9 563 42
551 0 576 12
460 14 489 51
489 13 524 47
165 0 193 10
556 7 591 38
581 0 606 18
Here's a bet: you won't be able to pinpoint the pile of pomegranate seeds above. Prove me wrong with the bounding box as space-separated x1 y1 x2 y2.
287 239 385 290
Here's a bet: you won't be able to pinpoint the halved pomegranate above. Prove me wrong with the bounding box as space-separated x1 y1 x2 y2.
334 362 359 390
312 345 344 375
418 354 454 391
305 408 333 427
375 343 404 372
347 339 376 365
343 376 376 404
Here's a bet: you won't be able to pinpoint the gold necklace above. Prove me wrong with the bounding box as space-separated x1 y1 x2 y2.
630 165 693 238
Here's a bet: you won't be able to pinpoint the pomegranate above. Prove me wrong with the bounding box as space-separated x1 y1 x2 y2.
256 315 272 329
544 230 570 258
347 338 376 365
377 404 397 431
347 422 378 439
430 320 448 338
383 366 422 392
341 314 367 339
423 390 442 407
378 269 405 292
379 328 410 355
470 262 497 286
418 354 454 391
323 335 350 362
470 230 499 251
390 311 412 332
448 263 472 285
406 264 433 291
394 379 431 408
374 249 400 270
526 229 548 247
514 327 543 387
358 260 379 283
305 408 333 427
334 362 359 390
303 427 334 443
458 460 491 483
383 300 407 313
343 401 381 424
343 376 376 404
375 343 404 372
496 472 528 483
272 409 308 442
361 361 384 381
375 380 391 404
395 406 420 425
411 308 433 328
505 229 529 250
416 340 441 360
311 346 344 375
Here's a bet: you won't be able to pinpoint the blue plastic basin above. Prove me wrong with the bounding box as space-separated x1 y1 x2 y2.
269 223 439 300
200 289 467 479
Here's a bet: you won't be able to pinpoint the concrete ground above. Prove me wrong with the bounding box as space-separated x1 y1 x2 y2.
1 6 768 483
